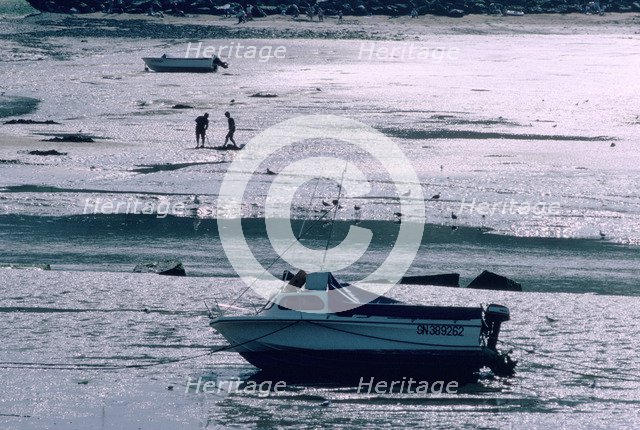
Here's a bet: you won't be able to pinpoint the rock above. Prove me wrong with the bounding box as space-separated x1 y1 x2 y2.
250 92 278 98
447 8 466 17
172 104 193 109
1 263 51 270
3 119 60 125
400 273 460 287
42 134 94 143
354 4 368 15
28 149 68 156
133 260 187 276
467 270 522 292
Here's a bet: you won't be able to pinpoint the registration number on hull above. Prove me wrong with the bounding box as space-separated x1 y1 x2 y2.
416 324 464 337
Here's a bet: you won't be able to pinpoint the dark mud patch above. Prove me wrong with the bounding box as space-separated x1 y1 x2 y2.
3 119 60 125
27 149 68 156
250 93 278 98
380 128 614 141
42 135 94 143
1 185 186 196
420 115 522 127
20 16 378 41
132 161 225 174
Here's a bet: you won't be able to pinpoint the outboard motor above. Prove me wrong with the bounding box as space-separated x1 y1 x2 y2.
483 304 516 377
484 304 510 350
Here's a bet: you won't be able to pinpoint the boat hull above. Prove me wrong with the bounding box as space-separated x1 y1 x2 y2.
142 57 217 73
240 348 492 383
211 315 493 381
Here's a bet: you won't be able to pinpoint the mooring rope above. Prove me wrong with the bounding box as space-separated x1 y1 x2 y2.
0 321 301 371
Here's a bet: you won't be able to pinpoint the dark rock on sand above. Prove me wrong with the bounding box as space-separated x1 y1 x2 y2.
4 119 61 125
250 92 278 98
467 270 522 292
400 273 460 287
172 104 193 109
42 134 94 143
2 263 52 270
133 260 187 276
28 149 68 156
447 8 466 17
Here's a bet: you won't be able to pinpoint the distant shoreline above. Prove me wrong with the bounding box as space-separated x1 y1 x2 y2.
9 11 640 41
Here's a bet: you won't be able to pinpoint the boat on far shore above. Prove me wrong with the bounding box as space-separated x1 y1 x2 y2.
142 55 228 73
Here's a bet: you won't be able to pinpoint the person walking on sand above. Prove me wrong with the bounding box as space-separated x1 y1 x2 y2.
237 8 246 24
223 111 238 148
195 113 209 148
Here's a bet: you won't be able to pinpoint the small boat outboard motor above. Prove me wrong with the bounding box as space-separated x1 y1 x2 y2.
483 304 517 376
484 304 510 350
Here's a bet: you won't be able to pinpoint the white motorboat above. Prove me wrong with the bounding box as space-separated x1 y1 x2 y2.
142 55 228 73
209 272 515 382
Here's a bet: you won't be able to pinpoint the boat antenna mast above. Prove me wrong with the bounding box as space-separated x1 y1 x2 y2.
320 161 348 271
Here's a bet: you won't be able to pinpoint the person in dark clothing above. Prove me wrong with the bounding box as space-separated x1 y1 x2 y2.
223 111 238 148
195 113 209 148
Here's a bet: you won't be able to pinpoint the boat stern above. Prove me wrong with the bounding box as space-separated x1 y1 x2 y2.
482 304 516 376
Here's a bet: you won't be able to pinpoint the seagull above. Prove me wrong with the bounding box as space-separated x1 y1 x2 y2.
451 212 457 220
451 225 458 231
331 199 339 206
440 165 444 171
599 230 606 239
610 142 616 147
266 168 277 175
552 124 557 128
431 193 441 200
322 200 332 207
192 195 200 205
394 212 402 217
401 190 411 197
354 205 362 211
320 400 331 407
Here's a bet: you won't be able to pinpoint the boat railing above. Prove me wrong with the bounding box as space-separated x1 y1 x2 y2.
205 297 261 318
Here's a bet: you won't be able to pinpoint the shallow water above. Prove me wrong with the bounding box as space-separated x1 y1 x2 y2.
0 32 639 242
1 270 639 429
1 16 640 430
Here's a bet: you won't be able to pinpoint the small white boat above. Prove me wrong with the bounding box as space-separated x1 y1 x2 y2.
142 55 228 73
209 272 515 382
